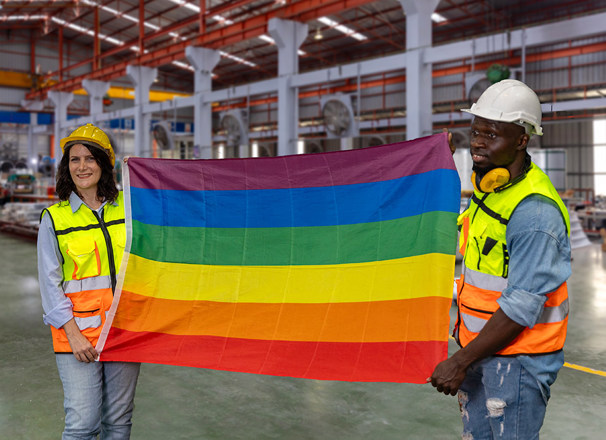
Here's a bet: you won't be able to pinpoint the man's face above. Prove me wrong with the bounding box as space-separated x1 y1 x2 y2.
469 116 528 177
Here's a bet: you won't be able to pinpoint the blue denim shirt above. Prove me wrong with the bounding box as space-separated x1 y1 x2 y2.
37 192 113 329
496 193 571 400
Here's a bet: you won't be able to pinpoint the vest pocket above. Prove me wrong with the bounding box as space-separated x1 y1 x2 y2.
67 289 103 317
66 236 101 280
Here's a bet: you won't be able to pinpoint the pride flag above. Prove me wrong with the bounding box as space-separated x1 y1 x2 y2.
97 133 460 383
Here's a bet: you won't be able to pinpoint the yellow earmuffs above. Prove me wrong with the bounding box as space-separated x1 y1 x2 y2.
471 168 511 193
471 155 532 193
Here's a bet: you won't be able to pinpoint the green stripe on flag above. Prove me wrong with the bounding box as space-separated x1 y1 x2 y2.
130 211 457 266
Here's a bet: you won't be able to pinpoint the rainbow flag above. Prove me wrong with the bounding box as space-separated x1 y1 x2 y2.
97 133 460 383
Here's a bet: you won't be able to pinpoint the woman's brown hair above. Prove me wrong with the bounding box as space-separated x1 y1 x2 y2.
56 143 118 203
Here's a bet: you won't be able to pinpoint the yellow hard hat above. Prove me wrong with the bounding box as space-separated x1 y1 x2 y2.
60 123 115 166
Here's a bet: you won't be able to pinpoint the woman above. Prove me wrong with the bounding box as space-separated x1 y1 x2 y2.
37 123 140 439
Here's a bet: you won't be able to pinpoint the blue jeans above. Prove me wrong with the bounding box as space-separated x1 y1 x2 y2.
56 354 141 440
458 357 547 440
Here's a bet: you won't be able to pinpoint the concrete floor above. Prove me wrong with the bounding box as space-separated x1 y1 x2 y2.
1 232 605 439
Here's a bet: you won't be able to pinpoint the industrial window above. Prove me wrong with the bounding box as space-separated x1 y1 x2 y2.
595 119 606 196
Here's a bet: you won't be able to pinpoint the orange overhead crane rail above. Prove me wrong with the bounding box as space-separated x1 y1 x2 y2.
16 39 606 111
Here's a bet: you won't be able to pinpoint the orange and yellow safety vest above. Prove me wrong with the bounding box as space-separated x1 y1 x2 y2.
456 164 570 355
41 193 125 353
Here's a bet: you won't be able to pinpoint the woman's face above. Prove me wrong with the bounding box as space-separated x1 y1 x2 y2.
69 144 102 193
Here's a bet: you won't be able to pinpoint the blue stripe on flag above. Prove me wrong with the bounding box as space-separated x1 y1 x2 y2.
131 168 460 228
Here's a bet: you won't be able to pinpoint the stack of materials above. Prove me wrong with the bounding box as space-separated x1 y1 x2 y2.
568 209 592 249
0 202 49 240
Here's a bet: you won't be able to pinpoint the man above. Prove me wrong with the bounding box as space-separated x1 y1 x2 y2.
430 79 571 439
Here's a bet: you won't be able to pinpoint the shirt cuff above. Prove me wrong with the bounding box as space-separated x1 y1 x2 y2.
497 286 547 328
42 298 73 329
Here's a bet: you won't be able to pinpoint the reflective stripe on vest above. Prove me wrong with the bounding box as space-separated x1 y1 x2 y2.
457 164 569 355
43 193 125 353
460 297 569 332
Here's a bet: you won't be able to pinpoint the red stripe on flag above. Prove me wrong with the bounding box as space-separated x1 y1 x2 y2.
100 327 447 383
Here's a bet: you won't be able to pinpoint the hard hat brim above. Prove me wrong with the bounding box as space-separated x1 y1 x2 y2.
60 138 115 166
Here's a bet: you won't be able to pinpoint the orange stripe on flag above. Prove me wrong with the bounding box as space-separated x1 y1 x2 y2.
111 291 452 343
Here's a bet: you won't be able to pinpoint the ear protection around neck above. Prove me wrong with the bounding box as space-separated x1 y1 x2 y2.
471 168 511 193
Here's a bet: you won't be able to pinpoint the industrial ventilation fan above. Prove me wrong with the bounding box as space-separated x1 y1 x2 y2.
363 135 386 148
220 110 248 148
152 121 174 151
304 141 324 154
0 161 13 173
1 142 18 162
321 94 358 138
466 64 511 103
466 73 492 103
256 142 276 157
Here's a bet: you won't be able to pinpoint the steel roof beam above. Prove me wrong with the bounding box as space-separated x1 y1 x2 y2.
26 0 375 99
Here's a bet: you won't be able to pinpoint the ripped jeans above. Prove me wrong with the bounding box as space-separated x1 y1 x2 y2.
458 357 546 440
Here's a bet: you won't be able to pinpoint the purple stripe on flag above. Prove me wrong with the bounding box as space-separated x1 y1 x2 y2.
128 133 454 191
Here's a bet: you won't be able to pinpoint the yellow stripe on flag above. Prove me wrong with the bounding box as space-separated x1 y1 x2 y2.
122 252 455 303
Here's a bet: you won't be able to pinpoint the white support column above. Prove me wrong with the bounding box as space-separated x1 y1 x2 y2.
82 79 110 123
21 100 44 169
126 65 157 157
268 18 308 156
186 46 220 159
27 113 38 171
48 91 74 163
400 0 439 140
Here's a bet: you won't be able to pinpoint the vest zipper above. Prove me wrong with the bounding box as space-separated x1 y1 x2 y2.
92 210 117 293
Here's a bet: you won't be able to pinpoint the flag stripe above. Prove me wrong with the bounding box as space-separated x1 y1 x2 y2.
99 328 447 383
122 253 455 303
131 168 460 228
98 134 460 383
128 134 455 191
111 292 451 342
130 211 457 265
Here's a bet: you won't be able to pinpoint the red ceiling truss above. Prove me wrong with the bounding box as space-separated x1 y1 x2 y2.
0 0 602 105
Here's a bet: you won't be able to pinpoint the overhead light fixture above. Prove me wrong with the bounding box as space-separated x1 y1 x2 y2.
259 34 306 56
219 50 257 68
172 61 194 72
259 34 275 44
213 14 234 25
0 15 46 21
168 0 200 13
317 16 367 41
314 28 323 40
431 12 447 23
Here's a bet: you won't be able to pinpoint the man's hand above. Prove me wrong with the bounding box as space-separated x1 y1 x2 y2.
443 128 455 155
63 318 98 363
428 352 469 396
429 308 525 396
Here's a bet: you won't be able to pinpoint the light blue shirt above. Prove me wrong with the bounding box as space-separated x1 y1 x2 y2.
497 193 571 400
37 192 114 329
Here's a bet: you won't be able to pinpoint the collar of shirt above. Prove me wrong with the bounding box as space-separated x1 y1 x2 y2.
69 191 117 214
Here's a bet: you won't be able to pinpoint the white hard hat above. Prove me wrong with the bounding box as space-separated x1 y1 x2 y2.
462 79 543 136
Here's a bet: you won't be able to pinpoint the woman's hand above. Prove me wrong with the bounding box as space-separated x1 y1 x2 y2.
63 318 98 362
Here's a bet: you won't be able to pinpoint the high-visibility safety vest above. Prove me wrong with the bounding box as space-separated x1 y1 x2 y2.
456 164 570 356
41 193 126 353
